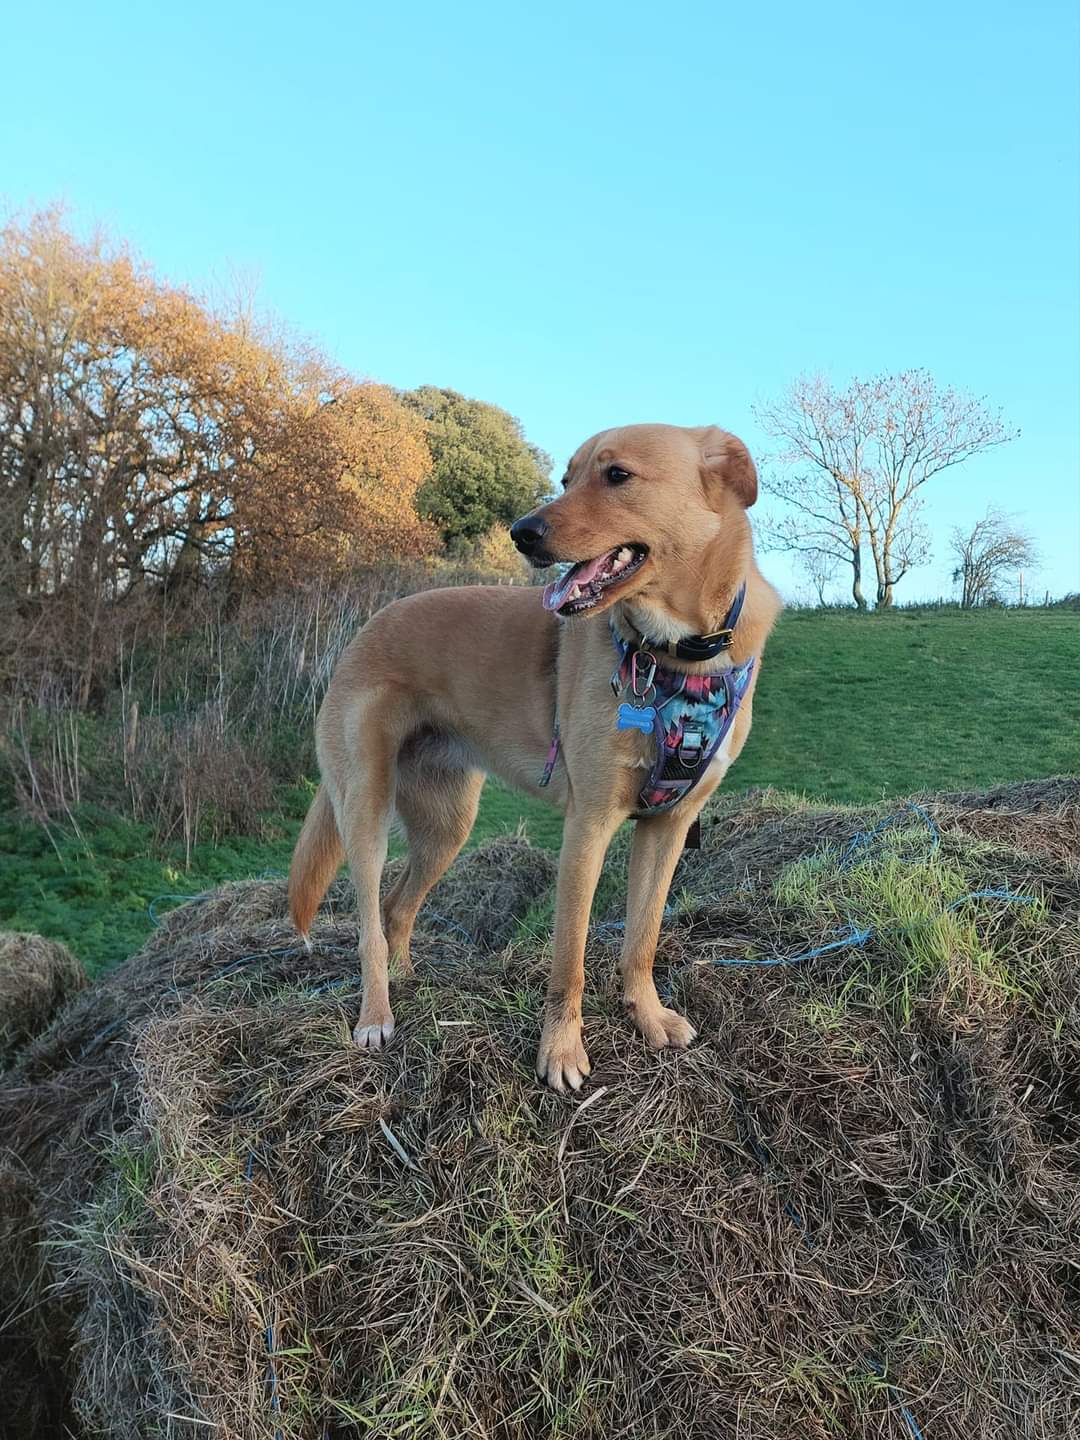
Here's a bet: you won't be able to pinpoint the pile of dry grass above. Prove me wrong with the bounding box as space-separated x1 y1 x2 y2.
2 784 1079 1439
0 929 86 1071
0 927 88 1438
146 833 557 958
678 775 1080 900
931 776 1080 863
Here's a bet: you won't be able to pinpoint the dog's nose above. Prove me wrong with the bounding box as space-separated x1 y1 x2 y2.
510 514 550 557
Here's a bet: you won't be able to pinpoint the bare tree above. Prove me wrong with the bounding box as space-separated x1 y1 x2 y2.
756 371 1016 609
761 485 868 608
798 548 839 606
950 509 1038 607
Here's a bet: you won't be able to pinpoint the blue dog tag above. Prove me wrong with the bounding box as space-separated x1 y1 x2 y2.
617 703 656 733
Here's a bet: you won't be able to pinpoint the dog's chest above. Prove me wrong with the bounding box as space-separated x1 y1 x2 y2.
624 725 735 774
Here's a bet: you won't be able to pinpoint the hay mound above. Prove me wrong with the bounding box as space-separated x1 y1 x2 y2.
411 831 558 949
675 775 1080 902
146 833 557 957
0 930 86 1071
2 799 1080 1439
0 1161 69 1440
932 776 1080 862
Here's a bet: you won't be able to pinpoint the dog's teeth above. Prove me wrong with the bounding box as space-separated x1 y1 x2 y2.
568 583 581 601
617 547 632 564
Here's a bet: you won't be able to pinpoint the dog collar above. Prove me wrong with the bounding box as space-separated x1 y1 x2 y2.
616 583 747 662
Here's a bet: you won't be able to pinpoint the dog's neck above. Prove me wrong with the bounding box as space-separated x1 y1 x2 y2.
619 598 716 646
619 523 752 651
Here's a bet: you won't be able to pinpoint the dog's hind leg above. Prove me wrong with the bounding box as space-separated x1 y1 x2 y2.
620 811 699 1050
329 690 407 1051
381 755 484 970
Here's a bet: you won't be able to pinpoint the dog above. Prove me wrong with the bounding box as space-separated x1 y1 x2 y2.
288 423 780 1090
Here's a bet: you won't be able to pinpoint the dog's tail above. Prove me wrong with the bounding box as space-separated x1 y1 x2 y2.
288 783 344 943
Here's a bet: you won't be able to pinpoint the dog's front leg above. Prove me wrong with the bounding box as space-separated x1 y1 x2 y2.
620 811 699 1050
537 809 620 1092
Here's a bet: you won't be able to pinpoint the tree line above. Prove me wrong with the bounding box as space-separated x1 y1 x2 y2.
3 206 1041 720
0 210 550 700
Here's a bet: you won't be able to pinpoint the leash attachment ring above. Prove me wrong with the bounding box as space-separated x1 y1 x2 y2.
678 727 705 769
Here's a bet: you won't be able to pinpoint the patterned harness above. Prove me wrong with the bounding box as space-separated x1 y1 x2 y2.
539 584 754 819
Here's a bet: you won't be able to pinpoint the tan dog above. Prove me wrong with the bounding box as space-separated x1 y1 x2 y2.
289 423 780 1090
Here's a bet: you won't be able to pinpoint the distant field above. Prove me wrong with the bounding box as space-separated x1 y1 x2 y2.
737 607 1080 799
2 607 1077 971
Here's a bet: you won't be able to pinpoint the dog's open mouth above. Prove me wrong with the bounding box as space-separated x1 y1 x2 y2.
541 544 648 616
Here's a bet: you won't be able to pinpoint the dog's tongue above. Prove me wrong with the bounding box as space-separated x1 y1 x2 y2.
542 552 612 612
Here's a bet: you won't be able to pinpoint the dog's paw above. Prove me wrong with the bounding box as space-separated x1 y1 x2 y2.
536 1024 592 1093
352 1011 396 1049
628 1001 697 1052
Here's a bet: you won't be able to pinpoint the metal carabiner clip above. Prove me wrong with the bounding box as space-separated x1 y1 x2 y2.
630 649 657 706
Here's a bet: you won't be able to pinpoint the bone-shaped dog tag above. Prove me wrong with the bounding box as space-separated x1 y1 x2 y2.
617 703 656 733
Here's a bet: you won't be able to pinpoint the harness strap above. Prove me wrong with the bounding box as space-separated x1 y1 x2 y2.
538 713 561 788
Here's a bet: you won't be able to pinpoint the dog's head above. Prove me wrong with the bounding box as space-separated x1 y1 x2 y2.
510 423 757 626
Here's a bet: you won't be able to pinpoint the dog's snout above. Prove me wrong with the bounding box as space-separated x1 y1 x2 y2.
510 514 550 557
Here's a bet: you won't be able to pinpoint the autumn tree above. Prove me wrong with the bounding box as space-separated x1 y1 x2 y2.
0 209 437 697
755 371 1016 609
230 377 436 593
403 386 551 545
0 210 206 695
950 509 1037 607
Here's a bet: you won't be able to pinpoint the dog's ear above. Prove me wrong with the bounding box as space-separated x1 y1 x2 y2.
694 426 758 509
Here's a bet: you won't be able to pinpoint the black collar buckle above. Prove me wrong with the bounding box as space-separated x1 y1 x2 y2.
668 627 735 662
698 626 735 649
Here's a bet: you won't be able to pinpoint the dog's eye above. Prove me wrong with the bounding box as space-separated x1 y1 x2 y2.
606 465 632 485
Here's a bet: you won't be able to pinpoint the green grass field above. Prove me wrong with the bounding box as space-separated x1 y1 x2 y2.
739 607 1080 798
2 608 1077 972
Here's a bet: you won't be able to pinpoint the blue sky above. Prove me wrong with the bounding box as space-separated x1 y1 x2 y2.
3 0 1078 600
